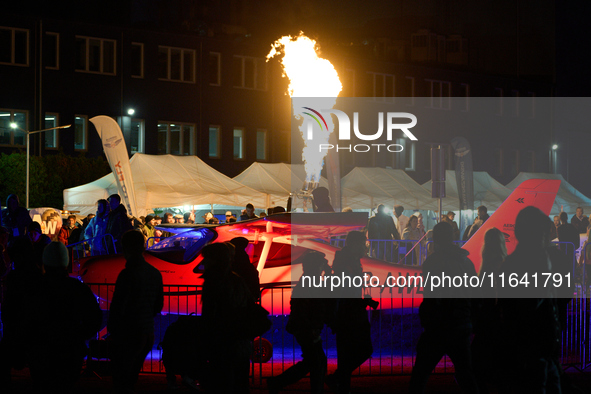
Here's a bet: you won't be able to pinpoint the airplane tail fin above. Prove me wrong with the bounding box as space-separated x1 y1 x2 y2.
463 179 561 273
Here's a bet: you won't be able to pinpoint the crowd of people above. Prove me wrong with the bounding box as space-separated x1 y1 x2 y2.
0 189 589 392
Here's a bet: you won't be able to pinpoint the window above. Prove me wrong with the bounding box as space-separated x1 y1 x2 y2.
494 88 503 115
45 32 59 69
131 42 144 78
256 129 267 160
525 92 536 118
511 90 520 117
343 69 356 96
0 27 29 66
233 56 266 90
74 115 87 150
397 138 415 171
494 148 503 176
233 128 244 159
508 150 519 177
75 36 116 75
130 119 144 154
44 113 59 149
459 83 470 111
209 52 221 86
403 77 415 106
158 46 195 83
0 109 27 146
209 126 221 158
157 122 195 155
370 72 395 102
523 150 535 172
426 80 451 109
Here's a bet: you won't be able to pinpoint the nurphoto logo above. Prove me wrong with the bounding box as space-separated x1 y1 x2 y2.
300 107 418 153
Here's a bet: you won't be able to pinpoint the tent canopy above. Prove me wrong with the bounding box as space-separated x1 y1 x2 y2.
506 172 591 215
421 170 511 211
63 154 268 216
233 162 329 209
341 167 447 211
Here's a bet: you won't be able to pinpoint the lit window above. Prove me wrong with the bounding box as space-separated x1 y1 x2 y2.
256 129 267 161
0 109 27 146
130 119 144 154
233 128 244 159
157 121 195 155
74 115 87 150
209 126 221 158
44 113 59 148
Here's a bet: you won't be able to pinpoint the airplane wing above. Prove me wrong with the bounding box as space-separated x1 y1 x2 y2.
462 178 561 273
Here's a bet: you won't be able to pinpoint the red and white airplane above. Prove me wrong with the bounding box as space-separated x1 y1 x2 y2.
77 179 561 315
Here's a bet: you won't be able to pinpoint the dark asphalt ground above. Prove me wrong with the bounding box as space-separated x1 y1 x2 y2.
9 367 591 393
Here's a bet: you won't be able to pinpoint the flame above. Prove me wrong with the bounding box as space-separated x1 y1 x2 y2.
267 33 342 184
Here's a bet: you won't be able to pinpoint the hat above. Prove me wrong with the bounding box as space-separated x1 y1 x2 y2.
225 211 233 216
204 212 213 221
43 242 69 268
145 215 154 223
174 214 183 219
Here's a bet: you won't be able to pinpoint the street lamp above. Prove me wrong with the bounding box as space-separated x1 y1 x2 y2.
10 122 72 208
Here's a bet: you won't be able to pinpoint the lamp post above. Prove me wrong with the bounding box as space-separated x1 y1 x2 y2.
10 123 72 208
550 144 558 174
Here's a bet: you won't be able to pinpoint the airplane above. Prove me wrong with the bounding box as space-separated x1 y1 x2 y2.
76 178 562 316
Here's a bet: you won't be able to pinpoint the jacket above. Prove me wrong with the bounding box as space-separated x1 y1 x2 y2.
84 214 110 254
106 204 133 244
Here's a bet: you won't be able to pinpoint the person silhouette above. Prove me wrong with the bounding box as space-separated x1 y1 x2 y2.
327 231 378 394
267 251 330 394
497 207 562 393
409 222 479 393
28 242 102 393
108 230 164 393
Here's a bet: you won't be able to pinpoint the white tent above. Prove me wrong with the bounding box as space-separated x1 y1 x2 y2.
506 172 591 215
63 154 268 216
233 162 329 208
340 167 449 211
421 170 512 211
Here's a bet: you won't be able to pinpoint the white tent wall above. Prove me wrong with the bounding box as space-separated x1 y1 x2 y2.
62 172 119 216
63 154 269 217
421 170 511 211
341 167 458 211
233 162 329 210
506 172 591 215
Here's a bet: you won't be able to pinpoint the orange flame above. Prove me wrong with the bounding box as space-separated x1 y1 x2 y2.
267 33 342 183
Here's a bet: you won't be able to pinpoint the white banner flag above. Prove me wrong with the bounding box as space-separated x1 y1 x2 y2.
90 116 138 217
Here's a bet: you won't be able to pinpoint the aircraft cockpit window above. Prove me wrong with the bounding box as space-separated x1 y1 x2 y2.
146 228 216 264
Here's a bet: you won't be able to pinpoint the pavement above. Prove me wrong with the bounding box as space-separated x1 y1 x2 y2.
8 367 591 393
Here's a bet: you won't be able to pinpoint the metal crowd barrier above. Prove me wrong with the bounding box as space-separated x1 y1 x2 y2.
79 238 591 381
